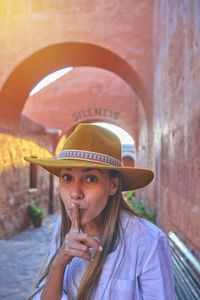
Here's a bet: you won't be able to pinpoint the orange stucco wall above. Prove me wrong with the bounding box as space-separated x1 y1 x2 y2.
0 0 199 256
0 0 153 239
0 0 153 129
0 127 59 238
148 0 200 253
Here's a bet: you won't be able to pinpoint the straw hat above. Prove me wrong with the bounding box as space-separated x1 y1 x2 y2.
24 123 154 191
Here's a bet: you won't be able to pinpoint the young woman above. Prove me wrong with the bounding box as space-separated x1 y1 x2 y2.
25 123 175 300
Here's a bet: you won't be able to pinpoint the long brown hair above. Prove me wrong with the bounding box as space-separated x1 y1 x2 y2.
27 170 138 300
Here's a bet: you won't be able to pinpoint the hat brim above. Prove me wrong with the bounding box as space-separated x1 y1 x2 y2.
24 157 154 191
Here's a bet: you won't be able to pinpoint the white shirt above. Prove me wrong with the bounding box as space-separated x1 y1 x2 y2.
33 210 175 299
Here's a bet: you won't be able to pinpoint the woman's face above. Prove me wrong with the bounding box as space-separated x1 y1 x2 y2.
59 168 119 233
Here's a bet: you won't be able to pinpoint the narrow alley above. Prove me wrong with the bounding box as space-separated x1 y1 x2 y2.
0 214 59 300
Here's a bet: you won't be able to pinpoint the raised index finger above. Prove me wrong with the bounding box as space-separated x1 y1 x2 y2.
71 202 80 232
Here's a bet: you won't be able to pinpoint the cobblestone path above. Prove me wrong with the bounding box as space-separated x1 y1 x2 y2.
0 214 59 300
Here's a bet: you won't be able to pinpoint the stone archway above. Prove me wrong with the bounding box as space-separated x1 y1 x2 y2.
23 66 143 148
0 42 150 130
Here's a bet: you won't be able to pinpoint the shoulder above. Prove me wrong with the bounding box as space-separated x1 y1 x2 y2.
119 209 172 270
120 209 168 250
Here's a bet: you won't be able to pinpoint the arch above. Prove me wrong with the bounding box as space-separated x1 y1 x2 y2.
0 42 150 129
23 66 141 146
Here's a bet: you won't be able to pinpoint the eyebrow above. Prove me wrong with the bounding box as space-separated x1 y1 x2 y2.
83 168 103 174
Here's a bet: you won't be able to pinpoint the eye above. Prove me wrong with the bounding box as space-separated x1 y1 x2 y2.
86 175 97 183
62 174 73 182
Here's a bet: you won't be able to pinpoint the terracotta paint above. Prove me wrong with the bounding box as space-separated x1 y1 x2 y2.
0 0 199 255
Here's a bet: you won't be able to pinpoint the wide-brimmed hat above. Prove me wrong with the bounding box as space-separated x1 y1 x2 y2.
24 123 154 191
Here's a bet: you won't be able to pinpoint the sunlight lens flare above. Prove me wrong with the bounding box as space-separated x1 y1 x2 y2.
29 67 73 96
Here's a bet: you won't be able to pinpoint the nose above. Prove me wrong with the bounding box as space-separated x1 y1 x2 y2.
71 182 84 201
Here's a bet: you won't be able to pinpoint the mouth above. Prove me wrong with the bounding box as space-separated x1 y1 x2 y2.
68 207 86 215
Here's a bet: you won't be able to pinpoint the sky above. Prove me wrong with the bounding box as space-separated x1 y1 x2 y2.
29 67 73 96
93 122 134 145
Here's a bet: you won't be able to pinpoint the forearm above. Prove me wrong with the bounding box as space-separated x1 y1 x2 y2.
41 264 66 300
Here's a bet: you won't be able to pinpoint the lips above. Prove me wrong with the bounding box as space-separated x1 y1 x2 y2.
69 207 86 214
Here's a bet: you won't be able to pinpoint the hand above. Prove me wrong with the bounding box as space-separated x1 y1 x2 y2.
52 203 103 269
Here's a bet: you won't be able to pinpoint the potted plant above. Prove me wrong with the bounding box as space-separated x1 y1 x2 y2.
125 191 156 224
29 204 46 228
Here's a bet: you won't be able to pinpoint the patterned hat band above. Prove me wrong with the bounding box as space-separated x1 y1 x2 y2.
57 149 122 167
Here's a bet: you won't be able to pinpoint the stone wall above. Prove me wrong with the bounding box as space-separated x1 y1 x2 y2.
0 130 59 239
0 0 199 257
150 0 200 254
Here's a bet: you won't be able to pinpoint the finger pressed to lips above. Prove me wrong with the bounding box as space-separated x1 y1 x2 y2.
71 202 80 232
